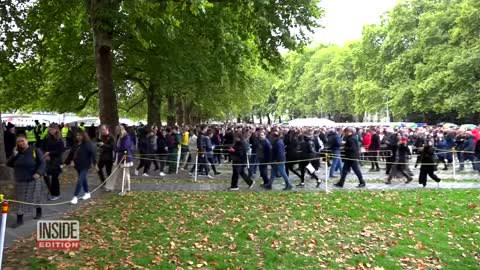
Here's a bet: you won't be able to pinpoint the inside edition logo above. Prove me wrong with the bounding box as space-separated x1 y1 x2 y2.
37 220 80 250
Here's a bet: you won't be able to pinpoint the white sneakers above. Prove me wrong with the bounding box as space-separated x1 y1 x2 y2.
71 193 91 205
70 197 78 205
159 172 166 177
82 193 91 200
142 173 150 177
134 170 139 176
49 196 60 201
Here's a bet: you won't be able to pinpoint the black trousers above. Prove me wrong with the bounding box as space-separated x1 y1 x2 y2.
230 165 253 188
419 167 440 186
299 161 318 183
369 151 380 169
98 159 113 182
44 172 61 197
286 162 302 179
337 160 365 186
207 156 218 174
259 164 269 185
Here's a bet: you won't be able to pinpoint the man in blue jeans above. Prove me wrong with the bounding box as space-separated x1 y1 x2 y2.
264 132 292 190
334 128 366 188
327 128 343 177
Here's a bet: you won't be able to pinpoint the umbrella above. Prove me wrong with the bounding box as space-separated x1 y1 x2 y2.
443 123 458 129
460 124 476 130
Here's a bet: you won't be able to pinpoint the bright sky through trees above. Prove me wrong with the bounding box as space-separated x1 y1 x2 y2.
312 0 398 45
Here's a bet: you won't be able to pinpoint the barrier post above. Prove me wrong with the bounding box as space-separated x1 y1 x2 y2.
120 152 127 195
452 150 457 180
325 153 329 193
0 201 9 269
176 146 181 175
194 152 199 183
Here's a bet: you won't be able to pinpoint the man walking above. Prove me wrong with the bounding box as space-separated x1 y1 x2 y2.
334 128 366 188
264 132 292 190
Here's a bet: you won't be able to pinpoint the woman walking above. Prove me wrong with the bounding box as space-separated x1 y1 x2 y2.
416 141 441 187
65 131 97 205
97 125 115 183
105 125 134 193
41 123 65 201
8 135 46 227
385 135 413 184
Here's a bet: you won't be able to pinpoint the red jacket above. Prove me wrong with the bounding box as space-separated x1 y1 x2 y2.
362 133 372 150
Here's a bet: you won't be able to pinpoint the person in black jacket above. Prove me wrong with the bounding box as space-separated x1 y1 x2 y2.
384 130 398 175
4 122 16 159
257 131 272 186
297 131 320 187
135 127 149 176
41 124 65 201
385 135 413 184
157 129 168 176
196 125 211 178
227 133 254 191
334 128 366 188
64 131 96 205
416 141 441 187
369 128 381 171
7 135 46 228
97 125 115 183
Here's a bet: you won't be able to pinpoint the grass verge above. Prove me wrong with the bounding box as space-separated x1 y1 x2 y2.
3 189 480 270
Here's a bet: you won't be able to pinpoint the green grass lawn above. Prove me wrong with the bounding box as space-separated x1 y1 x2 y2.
4 190 480 270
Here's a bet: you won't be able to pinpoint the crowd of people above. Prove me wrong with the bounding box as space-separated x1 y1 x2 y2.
3 120 480 228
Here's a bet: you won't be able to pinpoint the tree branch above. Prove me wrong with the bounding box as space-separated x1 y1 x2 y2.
118 96 146 113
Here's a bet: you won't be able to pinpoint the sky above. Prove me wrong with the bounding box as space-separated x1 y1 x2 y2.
311 0 399 45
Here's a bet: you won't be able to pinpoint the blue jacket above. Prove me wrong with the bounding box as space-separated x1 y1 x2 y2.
257 139 272 162
271 138 286 162
464 137 475 152
117 135 133 163
8 147 46 182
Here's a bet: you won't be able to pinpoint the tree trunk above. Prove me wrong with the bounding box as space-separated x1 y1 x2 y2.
88 0 120 133
236 116 241 123
267 113 271 125
167 95 176 126
278 116 281 123
175 96 184 126
258 114 262 124
146 84 161 127
0 113 12 182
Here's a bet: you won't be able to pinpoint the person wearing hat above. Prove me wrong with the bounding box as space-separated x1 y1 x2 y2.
41 123 65 201
4 122 17 159
385 135 413 184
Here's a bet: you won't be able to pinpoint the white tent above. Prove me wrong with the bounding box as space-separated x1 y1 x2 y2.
288 118 335 127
